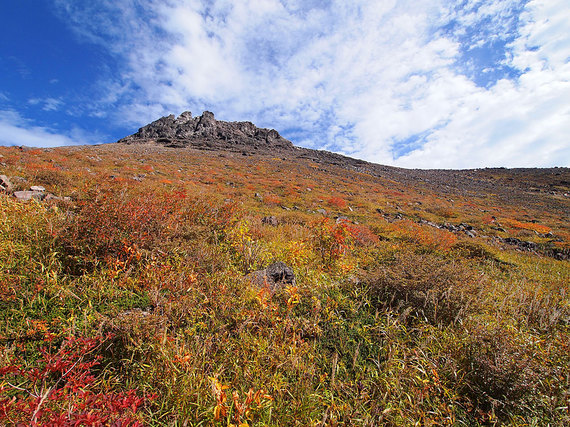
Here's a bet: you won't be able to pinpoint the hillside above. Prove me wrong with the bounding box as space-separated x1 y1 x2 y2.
0 114 569 425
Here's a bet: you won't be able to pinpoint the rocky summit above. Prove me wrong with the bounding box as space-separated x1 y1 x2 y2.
118 111 294 154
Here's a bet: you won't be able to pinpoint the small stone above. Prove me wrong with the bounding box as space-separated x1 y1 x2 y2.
317 208 327 215
30 185 45 192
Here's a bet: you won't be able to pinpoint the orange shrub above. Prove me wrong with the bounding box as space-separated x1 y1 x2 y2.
502 218 551 234
345 223 380 247
327 196 347 209
391 220 457 251
264 194 281 205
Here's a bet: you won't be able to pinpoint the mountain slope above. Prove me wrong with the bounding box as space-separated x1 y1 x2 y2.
0 115 568 425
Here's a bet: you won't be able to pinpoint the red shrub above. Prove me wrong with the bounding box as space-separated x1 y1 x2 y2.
0 335 154 425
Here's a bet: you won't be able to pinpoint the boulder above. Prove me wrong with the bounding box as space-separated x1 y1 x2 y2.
247 261 295 292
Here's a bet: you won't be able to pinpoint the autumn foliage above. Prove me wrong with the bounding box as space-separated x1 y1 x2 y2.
0 144 568 425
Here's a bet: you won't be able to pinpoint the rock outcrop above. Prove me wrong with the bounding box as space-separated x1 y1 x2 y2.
118 111 294 154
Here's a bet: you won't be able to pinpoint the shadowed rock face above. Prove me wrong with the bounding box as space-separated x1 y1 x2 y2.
118 111 294 153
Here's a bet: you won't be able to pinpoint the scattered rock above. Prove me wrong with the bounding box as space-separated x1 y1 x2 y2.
30 185 45 192
0 175 13 193
247 261 295 292
44 193 72 202
317 208 327 215
13 190 45 201
500 237 538 251
262 216 279 226
254 193 263 201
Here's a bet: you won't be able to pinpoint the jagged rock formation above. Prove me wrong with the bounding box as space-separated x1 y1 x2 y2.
118 111 294 153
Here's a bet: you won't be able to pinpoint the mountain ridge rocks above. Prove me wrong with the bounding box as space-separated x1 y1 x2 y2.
118 111 294 154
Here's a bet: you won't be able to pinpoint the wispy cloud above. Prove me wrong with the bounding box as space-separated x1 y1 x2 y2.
53 0 570 168
0 110 101 147
28 97 64 112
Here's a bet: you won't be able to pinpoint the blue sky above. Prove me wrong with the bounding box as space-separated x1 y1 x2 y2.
1 0 569 168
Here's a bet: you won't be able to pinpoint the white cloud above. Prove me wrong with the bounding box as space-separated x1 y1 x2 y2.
53 0 570 168
29 97 64 112
0 110 101 147
389 0 570 168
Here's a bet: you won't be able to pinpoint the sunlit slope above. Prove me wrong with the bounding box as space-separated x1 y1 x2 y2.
0 143 568 425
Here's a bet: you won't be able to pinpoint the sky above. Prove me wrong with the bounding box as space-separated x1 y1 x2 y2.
1 0 569 169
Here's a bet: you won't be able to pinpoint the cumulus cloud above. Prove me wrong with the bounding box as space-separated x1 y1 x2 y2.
0 110 100 147
53 0 570 168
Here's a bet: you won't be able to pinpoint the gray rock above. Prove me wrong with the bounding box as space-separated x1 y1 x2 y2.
262 216 279 226
317 208 327 215
247 261 295 292
13 190 44 201
0 175 13 193
117 111 294 153
44 193 71 202
30 185 45 192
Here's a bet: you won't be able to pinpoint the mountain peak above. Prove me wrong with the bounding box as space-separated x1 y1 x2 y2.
117 111 294 153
